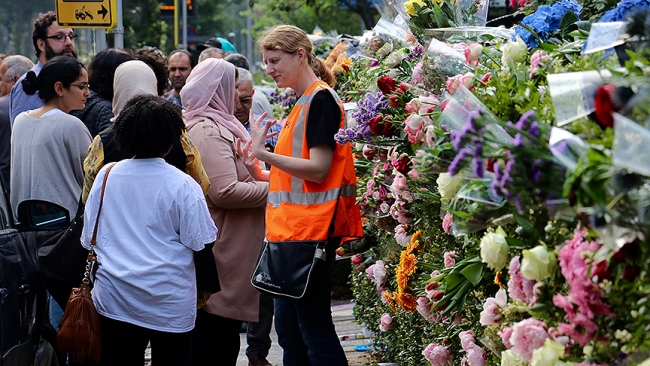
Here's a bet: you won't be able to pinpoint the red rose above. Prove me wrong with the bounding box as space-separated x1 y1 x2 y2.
440 99 450 112
368 115 397 137
392 155 412 176
388 94 401 108
377 75 396 95
594 84 616 128
399 82 409 92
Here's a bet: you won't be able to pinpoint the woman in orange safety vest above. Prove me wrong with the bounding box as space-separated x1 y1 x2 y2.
241 24 363 366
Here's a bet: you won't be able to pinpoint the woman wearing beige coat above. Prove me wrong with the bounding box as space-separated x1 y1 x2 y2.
181 58 268 365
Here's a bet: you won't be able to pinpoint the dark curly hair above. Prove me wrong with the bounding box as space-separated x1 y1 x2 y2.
113 95 185 158
22 56 85 103
32 11 57 59
88 48 134 101
134 47 170 96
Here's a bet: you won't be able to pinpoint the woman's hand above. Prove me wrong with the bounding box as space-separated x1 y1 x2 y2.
249 111 277 160
237 139 270 181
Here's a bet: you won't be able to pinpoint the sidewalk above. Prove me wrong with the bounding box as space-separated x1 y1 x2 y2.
144 300 372 365
235 300 371 366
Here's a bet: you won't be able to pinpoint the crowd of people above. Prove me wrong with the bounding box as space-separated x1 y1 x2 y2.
1 10 362 366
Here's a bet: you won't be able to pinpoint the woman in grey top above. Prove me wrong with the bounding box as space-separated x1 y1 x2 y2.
10 56 92 219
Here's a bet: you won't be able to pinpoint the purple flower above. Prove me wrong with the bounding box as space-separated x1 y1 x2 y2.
515 110 536 130
512 134 524 147
528 121 539 139
474 158 484 178
449 148 470 176
515 195 524 214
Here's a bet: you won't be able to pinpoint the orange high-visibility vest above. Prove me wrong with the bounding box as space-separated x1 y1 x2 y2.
266 81 363 242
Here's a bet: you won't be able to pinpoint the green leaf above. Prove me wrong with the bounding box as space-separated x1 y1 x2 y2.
445 272 465 292
513 212 534 233
505 236 526 248
460 262 484 286
559 11 579 39
530 303 552 312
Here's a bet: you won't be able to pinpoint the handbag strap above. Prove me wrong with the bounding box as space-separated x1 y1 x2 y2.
83 163 116 284
90 163 116 247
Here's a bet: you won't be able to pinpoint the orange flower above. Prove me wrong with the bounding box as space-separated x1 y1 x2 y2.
406 230 423 253
394 291 417 312
383 291 398 313
400 252 417 277
396 267 408 292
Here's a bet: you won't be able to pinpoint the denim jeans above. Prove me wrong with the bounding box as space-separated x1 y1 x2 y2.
273 239 347 366
246 293 274 359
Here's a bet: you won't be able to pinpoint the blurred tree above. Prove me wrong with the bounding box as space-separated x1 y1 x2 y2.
249 0 378 31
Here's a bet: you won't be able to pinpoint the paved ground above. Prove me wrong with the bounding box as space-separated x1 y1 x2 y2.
235 300 371 366
144 300 374 366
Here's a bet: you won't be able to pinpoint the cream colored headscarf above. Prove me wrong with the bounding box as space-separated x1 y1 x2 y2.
111 60 158 118
180 58 250 143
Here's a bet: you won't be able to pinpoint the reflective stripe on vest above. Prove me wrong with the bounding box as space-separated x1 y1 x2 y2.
267 184 357 206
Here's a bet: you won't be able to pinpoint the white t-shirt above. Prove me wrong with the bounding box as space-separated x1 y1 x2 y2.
82 158 217 333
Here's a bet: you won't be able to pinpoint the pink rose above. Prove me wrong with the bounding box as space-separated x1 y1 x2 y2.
425 125 436 148
373 260 387 286
408 168 421 179
466 344 486 366
416 296 439 323
431 270 441 278
394 224 412 247
459 330 475 351
510 318 550 360
422 343 452 366
500 327 513 348
508 256 539 306
379 313 393 331
442 213 453 234
465 42 483 67
365 264 375 282
405 98 423 114
480 73 491 83
479 289 507 325
446 76 461 95
459 72 475 89
444 251 457 269
366 179 376 192
418 96 439 115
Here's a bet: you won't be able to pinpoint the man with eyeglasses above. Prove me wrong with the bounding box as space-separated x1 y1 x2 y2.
10 11 77 124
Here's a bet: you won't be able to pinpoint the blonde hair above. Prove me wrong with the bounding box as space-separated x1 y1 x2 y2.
259 25 335 88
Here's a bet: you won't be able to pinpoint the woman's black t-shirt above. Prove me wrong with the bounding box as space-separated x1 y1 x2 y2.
305 90 341 150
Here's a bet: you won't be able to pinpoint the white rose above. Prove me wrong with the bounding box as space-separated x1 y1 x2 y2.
530 339 566 366
500 350 521 366
406 114 423 133
436 173 463 205
501 35 527 65
480 227 509 271
520 245 557 281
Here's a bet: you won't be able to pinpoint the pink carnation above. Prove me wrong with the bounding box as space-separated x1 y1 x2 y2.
510 318 550 361
442 213 453 234
500 327 513 348
422 343 452 366
507 256 539 306
443 251 457 268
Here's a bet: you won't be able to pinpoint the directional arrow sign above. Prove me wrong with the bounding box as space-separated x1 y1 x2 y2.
56 0 117 29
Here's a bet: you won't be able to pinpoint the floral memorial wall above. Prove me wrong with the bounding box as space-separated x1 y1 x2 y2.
270 0 650 364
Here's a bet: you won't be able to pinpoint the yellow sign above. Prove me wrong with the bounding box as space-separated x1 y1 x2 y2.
56 0 117 29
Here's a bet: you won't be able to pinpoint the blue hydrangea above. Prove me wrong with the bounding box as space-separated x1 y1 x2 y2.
513 0 582 48
600 0 650 22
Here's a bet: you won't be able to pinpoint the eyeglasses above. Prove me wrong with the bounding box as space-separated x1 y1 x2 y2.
70 83 90 91
46 33 78 43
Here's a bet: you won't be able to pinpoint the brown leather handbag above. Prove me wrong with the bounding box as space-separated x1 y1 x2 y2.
56 163 115 365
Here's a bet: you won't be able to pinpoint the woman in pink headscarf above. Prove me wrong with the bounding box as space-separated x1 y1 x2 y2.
181 58 268 366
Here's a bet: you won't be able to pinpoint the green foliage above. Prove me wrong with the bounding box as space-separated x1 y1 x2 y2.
578 0 618 22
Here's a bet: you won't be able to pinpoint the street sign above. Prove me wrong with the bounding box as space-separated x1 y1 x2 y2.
56 0 117 29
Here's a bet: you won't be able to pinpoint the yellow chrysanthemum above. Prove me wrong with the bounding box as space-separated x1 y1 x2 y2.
494 269 504 289
404 0 426 17
394 291 417 312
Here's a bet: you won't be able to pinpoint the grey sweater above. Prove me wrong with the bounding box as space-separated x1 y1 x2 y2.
10 111 92 218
